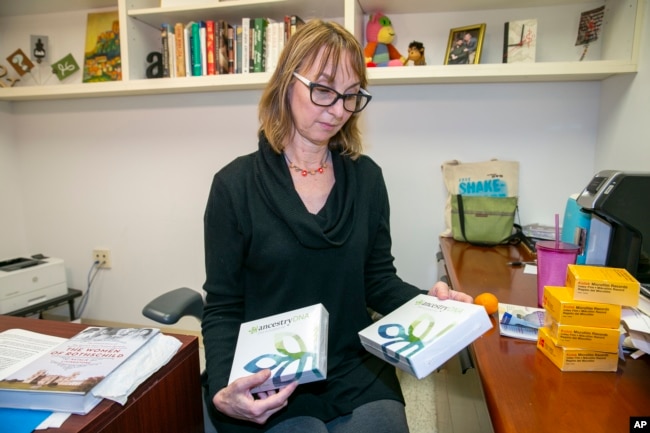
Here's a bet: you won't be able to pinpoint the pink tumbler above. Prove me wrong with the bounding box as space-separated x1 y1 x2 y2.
536 241 580 307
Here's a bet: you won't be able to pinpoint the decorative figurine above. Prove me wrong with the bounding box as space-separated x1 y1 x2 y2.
33 38 47 64
146 51 164 78
0 64 20 87
407 41 426 66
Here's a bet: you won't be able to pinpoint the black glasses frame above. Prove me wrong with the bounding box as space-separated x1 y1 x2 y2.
292 72 372 113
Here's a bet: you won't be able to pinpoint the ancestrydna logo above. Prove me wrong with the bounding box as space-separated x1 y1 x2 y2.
248 312 311 334
415 299 464 314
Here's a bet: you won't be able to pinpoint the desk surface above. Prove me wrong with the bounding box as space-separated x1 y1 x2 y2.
439 237 650 433
0 316 203 433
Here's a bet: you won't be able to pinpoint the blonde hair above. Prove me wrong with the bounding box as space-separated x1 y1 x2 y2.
258 20 368 159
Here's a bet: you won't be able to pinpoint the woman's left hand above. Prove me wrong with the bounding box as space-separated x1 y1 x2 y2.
427 281 473 303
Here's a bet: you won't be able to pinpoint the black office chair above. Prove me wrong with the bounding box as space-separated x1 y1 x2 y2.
142 287 217 433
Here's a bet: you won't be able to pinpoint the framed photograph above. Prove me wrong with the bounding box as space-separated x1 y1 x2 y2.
444 24 486 65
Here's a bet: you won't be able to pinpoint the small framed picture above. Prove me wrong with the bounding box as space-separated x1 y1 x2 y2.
444 24 486 65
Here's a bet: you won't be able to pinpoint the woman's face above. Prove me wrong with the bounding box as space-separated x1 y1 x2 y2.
289 49 360 147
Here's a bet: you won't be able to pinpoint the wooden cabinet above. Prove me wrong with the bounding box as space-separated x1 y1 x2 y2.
0 0 644 101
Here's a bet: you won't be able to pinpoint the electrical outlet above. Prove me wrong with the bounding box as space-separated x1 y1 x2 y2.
93 249 112 269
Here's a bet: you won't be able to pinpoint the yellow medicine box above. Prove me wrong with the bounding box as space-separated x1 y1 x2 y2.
543 286 621 329
546 320 620 353
536 327 618 372
566 265 640 307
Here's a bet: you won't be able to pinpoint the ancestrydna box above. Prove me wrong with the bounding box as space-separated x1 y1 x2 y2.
546 320 620 353
536 327 618 372
228 304 328 393
543 286 621 329
358 294 492 379
566 265 640 307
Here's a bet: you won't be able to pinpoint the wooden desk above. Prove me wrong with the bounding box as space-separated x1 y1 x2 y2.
0 316 203 433
439 237 650 433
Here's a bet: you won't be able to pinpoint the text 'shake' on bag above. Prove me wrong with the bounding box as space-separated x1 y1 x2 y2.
441 159 519 237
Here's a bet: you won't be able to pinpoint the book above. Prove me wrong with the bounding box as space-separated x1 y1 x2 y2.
503 19 537 63
160 24 171 78
183 22 192 75
173 23 186 77
205 20 216 75
189 21 202 76
266 21 284 72
359 294 492 379
0 326 159 414
241 17 251 74
199 21 207 76
227 25 235 74
234 24 242 74
168 24 176 77
498 302 545 341
289 15 305 38
216 20 230 75
252 17 269 73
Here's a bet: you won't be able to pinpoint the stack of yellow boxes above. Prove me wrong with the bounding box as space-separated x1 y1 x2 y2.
536 264 640 372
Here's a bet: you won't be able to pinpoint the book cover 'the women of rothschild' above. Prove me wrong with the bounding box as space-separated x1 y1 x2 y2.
0 327 159 413
83 11 122 83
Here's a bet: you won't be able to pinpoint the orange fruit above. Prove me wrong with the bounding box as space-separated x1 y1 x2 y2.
474 292 499 315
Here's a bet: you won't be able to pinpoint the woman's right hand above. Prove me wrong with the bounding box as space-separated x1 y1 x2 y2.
213 369 299 425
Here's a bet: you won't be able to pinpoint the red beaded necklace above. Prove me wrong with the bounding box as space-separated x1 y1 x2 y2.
283 151 329 176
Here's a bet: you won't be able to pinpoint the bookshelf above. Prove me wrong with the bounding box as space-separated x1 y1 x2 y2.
0 0 644 101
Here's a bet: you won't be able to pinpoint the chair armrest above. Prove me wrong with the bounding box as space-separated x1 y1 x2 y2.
142 287 204 325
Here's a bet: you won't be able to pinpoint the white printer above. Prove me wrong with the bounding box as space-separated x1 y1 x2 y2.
0 256 68 314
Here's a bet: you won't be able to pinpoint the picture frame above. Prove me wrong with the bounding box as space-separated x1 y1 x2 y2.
444 24 486 65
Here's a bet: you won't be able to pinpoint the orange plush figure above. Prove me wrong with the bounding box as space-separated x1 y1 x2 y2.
364 13 406 67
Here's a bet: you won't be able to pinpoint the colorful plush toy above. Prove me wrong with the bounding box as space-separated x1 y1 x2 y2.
364 13 406 67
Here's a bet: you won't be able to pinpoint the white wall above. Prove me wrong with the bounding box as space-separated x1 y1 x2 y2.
0 101 28 258
7 80 598 329
596 1 650 171
2 2 647 330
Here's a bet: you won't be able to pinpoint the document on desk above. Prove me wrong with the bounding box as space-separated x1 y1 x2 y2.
621 304 650 354
498 303 545 341
0 328 66 378
0 329 70 431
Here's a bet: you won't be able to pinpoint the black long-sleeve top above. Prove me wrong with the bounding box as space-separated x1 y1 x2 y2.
202 135 424 432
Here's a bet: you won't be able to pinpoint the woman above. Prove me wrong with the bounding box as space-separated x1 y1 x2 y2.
202 19 472 433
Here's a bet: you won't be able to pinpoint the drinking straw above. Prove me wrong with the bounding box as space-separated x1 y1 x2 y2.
555 213 560 247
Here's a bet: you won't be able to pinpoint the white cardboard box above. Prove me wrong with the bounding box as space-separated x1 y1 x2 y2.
359 294 492 379
228 304 328 393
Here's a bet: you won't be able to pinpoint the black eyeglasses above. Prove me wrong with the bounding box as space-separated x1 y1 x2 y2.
292 72 372 113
